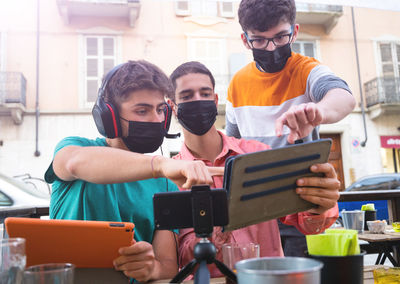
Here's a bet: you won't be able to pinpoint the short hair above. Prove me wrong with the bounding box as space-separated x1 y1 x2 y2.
104 60 173 108
169 61 215 102
238 0 296 32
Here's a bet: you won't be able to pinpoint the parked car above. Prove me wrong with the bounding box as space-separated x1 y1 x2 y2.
338 173 400 221
0 172 50 209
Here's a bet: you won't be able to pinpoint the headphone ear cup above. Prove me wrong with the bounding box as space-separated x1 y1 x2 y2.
163 103 172 132
92 97 122 138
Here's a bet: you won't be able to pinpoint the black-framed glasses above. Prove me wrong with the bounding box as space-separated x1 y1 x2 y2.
244 26 294 49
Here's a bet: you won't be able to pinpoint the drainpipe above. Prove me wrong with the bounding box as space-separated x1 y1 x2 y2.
351 7 368 147
34 0 40 157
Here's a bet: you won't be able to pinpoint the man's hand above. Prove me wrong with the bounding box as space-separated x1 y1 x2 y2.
295 163 340 215
154 157 224 189
113 241 157 282
275 103 323 144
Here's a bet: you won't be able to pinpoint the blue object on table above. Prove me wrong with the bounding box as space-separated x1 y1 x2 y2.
338 200 388 221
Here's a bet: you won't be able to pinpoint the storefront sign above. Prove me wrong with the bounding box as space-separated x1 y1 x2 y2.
381 136 400 148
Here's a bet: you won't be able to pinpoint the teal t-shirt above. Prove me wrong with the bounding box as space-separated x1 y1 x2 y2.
45 136 178 243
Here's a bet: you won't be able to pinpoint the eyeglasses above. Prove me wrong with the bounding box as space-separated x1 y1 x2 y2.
244 27 294 50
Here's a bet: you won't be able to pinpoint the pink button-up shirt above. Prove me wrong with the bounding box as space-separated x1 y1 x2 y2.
173 131 338 277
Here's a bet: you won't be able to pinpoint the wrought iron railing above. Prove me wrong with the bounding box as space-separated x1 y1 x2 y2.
296 3 343 13
364 77 400 107
0 72 27 106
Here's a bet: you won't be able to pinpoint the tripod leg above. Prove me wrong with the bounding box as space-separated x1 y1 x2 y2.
213 259 237 284
194 261 210 284
170 259 197 284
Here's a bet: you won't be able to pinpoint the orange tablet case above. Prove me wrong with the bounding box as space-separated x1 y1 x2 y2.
5 217 134 268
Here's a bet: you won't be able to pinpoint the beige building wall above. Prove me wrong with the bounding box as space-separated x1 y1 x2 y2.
0 1 399 186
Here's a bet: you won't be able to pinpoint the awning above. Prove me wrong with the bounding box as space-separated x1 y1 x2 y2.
381 136 400 149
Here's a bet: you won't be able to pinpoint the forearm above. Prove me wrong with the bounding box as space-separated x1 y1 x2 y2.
150 258 178 281
54 146 162 183
318 89 355 124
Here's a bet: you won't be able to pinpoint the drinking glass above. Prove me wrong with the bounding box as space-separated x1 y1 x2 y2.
222 243 260 284
0 238 26 284
23 263 75 284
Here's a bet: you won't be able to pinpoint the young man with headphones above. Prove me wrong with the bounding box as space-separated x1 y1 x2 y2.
45 60 223 282
167 61 340 278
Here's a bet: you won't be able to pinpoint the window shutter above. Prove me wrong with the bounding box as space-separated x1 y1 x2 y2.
292 43 301 53
87 80 98 103
380 43 394 77
304 43 315 57
175 1 190 16
86 59 98 77
87 38 98 56
103 38 114 56
219 1 234 18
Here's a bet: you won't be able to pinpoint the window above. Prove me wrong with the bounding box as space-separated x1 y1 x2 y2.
219 1 234 18
175 1 190 16
292 41 316 58
82 36 117 107
175 0 234 18
0 190 13 206
188 37 228 104
379 43 400 78
378 42 400 99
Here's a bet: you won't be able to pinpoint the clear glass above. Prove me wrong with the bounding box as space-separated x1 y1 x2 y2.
23 263 75 284
222 243 260 272
0 238 26 284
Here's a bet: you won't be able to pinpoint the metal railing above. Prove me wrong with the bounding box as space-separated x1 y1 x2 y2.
364 77 400 107
296 2 343 13
0 72 27 106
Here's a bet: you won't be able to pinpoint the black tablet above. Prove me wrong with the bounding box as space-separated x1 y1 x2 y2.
223 139 332 231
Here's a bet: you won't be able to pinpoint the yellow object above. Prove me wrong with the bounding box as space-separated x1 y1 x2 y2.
373 267 400 283
393 222 400 232
361 203 375 211
306 229 360 256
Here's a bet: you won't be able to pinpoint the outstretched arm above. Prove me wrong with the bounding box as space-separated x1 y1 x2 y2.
53 145 221 189
275 89 355 144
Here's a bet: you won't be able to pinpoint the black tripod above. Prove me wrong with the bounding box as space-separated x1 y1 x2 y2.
170 238 237 284
167 186 237 284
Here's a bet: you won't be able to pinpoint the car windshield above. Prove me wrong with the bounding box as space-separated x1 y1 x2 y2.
348 174 400 191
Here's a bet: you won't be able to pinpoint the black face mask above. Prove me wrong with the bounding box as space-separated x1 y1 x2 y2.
177 100 217 136
121 120 166 153
252 43 292 73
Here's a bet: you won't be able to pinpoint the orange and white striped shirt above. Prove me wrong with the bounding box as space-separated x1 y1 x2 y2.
226 52 351 148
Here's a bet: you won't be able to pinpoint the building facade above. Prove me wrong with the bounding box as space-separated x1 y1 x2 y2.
0 0 399 189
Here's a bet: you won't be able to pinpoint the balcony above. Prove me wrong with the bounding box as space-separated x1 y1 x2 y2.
57 0 141 27
364 77 400 119
296 2 343 34
0 72 26 125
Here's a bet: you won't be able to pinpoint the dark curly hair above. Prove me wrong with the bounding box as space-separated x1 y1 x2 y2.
238 0 296 32
169 61 215 102
104 60 173 108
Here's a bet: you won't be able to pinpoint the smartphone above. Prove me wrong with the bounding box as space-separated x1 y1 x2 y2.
153 187 229 230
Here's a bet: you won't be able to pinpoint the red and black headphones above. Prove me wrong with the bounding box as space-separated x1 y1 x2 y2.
92 63 177 138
